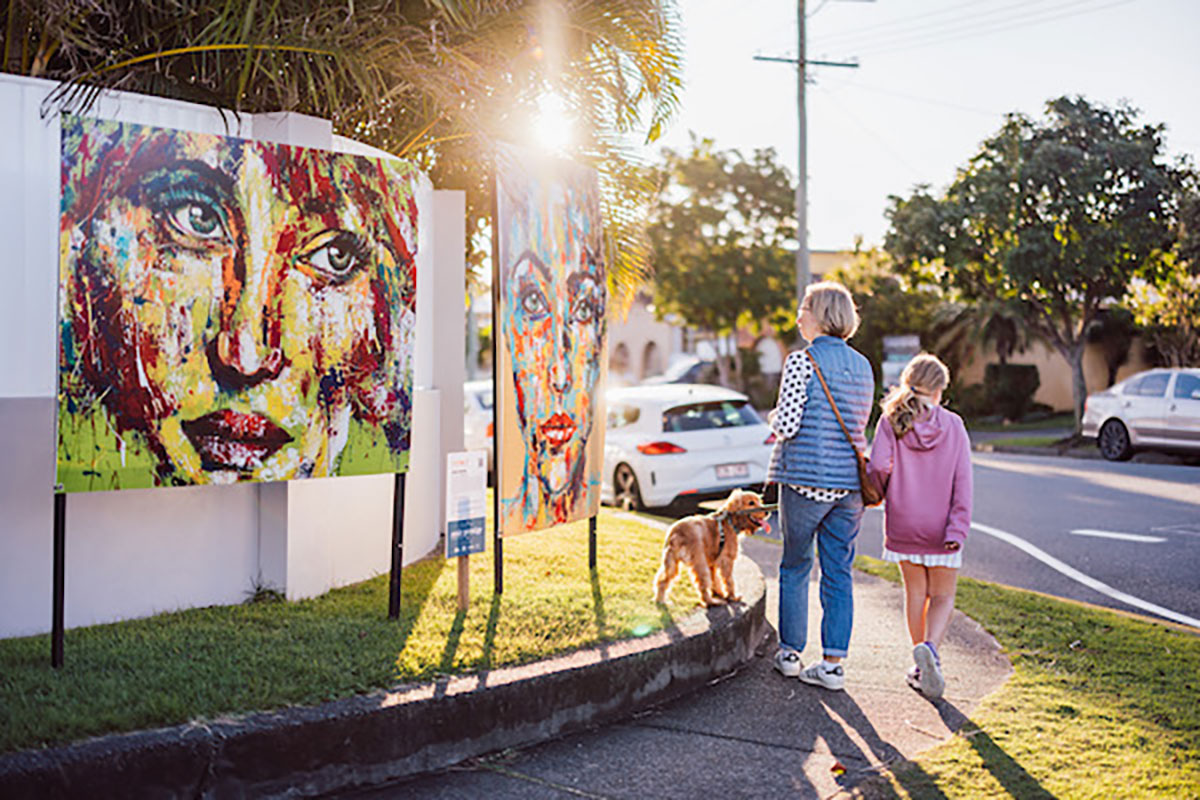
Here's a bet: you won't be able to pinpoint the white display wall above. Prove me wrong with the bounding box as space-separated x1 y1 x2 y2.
0 74 465 638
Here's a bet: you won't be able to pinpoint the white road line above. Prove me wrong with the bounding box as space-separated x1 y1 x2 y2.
1069 529 1167 543
971 521 1200 629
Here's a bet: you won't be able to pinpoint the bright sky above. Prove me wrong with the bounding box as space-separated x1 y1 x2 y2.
658 0 1200 251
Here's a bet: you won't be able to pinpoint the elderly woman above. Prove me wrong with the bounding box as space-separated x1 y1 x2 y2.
767 281 875 690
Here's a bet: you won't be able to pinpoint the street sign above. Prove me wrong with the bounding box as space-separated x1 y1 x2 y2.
446 451 488 559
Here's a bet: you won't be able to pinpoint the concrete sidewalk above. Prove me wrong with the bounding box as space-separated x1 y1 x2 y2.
350 533 1013 799
1 521 1013 799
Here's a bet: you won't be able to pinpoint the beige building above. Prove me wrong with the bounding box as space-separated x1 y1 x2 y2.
606 248 1155 409
958 337 1154 411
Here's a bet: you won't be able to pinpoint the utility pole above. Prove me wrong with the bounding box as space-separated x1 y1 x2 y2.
755 0 863 307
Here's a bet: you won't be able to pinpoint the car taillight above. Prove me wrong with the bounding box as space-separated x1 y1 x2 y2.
764 432 777 444
637 441 687 455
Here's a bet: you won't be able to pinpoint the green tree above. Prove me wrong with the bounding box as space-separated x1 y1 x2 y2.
826 245 941 381
647 136 797 389
2 0 683 299
1084 307 1138 387
1128 260 1200 367
886 97 1179 431
1127 174 1200 367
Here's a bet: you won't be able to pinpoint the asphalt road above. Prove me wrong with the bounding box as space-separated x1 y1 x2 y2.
856 451 1200 627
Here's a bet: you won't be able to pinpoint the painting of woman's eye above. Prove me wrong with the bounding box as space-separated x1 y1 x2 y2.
301 231 369 283
520 287 549 316
571 295 599 324
166 201 223 239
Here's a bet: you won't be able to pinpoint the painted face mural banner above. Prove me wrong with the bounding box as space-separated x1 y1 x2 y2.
56 116 421 492
496 145 607 535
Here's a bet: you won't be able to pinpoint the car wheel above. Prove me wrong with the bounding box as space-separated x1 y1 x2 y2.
1099 419 1133 461
613 464 644 512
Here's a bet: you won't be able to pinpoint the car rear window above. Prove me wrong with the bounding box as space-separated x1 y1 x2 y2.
663 401 762 432
607 404 642 429
1174 373 1200 400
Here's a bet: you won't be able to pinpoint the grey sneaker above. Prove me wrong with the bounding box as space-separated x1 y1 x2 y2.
905 665 921 691
913 643 944 698
773 649 802 678
799 661 845 691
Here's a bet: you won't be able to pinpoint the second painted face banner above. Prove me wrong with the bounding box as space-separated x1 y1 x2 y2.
57 116 422 492
496 144 608 535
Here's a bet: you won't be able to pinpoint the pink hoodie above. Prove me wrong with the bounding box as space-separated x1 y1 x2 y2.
867 405 973 554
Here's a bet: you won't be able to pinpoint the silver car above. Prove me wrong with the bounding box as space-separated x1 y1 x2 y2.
1081 368 1200 461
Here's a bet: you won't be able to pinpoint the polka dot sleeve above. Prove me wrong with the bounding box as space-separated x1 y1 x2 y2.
769 350 813 440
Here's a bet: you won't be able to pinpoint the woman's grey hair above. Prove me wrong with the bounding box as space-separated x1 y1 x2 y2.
801 281 860 340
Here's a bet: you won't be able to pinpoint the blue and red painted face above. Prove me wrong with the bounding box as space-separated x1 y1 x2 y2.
498 152 606 533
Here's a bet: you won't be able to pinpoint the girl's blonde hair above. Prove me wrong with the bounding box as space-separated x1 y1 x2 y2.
881 353 950 437
801 281 860 339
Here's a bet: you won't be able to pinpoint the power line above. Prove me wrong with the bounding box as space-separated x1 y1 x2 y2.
818 74 1001 118
808 0 1007 46
856 0 1134 58
813 0 1095 53
812 83 924 175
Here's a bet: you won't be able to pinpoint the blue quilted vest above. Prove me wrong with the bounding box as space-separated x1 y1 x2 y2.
767 336 875 490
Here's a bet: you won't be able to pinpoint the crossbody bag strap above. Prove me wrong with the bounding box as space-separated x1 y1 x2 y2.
808 354 863 459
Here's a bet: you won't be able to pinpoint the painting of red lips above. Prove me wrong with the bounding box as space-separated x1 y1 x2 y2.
55 115 424 492
538 413 578 450
182 411 294 472
495 144 608 535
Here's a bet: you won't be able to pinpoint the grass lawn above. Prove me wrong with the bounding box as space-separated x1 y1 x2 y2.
966 413 1075 433
853 556 1200 799
0 508 692 755
979 434 1065 448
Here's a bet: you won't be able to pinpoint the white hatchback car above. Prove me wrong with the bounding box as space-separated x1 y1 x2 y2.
601 384 775 510
1081 367 1200 461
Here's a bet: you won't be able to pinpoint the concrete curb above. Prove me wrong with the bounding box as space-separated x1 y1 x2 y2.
0 557 768 799
971 441 1101 459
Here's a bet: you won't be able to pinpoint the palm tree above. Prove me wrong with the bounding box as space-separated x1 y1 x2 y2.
929 297 1035 377
2 0 682 302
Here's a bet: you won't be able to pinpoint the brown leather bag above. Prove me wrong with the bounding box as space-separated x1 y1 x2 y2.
809 357 885 507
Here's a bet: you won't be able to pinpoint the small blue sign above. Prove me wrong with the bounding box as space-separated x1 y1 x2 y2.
448 517 486 558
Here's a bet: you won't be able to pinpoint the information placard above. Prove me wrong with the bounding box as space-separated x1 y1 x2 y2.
445 451 488 558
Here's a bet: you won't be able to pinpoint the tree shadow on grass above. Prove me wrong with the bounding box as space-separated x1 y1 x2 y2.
590 568 608 639
389 556 447 678
933 699 1059 799
478 592 503 672
438 608 469 675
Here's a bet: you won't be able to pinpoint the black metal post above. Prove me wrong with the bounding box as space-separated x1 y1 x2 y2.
491 167 503 596
52 492 65 668
588 515 597 571
388 472 407 619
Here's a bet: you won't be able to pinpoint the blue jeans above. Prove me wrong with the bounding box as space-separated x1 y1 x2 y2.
778 484 864 658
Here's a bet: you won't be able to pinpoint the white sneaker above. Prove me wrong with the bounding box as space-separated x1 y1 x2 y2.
799 661 845 691
773 649 802 678
905 665 921 691
913 643 944 698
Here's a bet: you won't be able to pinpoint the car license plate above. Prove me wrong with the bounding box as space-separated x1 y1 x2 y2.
716 462 749 480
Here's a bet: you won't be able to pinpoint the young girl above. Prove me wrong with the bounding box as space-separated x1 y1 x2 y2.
867 354 972 698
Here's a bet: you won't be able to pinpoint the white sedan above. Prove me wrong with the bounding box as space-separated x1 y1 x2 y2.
1081 367 1200 461
601 384 775 510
